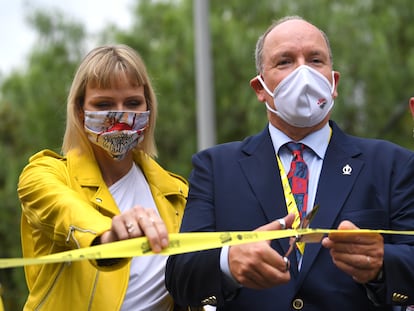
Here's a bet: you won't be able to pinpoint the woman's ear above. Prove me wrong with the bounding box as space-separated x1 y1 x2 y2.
78 100 85 122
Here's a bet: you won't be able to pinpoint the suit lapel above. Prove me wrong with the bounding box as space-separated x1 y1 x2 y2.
238 128 293 261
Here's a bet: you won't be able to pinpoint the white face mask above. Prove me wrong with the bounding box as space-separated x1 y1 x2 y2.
257 65 335 127
84 110 150 160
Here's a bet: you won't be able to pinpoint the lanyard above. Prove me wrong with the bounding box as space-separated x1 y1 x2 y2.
276 154 301 229
276 154 304 254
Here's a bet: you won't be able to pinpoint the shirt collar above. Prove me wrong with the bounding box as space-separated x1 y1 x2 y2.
268 122 331 159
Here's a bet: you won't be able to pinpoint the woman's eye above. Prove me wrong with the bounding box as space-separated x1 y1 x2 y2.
126 100 145 108
95 101 112 109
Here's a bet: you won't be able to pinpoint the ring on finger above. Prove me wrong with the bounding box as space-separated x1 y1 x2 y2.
283 256 290 272
277 218 286 230
126 222 135 233
366 256 371 267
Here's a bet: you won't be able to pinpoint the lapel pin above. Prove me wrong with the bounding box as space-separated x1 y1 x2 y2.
342 164 352 175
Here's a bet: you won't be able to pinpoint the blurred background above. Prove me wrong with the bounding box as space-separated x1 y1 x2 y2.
1 0 414 309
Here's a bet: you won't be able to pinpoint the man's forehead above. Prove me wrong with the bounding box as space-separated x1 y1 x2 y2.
263 20 329 54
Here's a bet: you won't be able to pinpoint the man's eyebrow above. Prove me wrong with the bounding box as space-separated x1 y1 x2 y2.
269 50 293 61
307 49 329 58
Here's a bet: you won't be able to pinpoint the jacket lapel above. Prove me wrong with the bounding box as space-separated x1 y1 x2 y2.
238 128 293 259
136 151 188 233
67 149 120 216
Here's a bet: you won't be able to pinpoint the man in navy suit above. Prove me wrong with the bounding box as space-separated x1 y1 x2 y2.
166 16 414 310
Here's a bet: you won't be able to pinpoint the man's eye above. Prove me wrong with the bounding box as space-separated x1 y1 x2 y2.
276 60 292 68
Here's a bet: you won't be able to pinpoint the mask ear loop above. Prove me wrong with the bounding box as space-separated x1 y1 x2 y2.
330 71 336 95
329 71 336 110
256 75 274 97
257 75 280 115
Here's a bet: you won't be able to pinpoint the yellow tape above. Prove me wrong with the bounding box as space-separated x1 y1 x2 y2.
1 228 414 269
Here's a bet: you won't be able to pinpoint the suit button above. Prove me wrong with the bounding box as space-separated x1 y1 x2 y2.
201 295 217 306
292 298 304 310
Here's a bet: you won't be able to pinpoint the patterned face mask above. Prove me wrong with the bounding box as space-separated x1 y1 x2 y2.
84 110 150 160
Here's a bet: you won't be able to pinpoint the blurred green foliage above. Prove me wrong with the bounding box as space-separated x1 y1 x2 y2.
1 0 414 308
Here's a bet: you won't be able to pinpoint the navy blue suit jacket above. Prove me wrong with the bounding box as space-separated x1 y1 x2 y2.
166 121 414 310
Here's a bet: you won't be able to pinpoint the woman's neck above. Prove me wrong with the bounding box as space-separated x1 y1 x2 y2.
92 146 134 187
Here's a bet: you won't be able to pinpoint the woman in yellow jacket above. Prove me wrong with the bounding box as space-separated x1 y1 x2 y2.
18 45 190 311
0 285 4 311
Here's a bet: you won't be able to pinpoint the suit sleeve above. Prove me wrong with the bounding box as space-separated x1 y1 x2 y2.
166 150 235 307
381 150 414 304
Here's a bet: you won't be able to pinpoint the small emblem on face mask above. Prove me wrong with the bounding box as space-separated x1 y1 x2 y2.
317 98 327 109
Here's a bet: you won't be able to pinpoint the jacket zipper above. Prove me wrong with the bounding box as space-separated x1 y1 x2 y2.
87 270 100 311
66 225 97 247
34 263 67 310
34 225 97 309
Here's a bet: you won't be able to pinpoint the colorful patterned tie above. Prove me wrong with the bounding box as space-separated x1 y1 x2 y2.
286 142 309 258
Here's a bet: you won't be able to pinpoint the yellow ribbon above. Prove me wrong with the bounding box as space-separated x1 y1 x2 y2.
1 228 413 269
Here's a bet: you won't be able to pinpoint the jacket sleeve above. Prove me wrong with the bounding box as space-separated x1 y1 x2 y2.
381 150 414 304
166 150 238 308
18 150 112 252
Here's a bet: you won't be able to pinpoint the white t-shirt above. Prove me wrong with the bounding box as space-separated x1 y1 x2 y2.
109 163 173 311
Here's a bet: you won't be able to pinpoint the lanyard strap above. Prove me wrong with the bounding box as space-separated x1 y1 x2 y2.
276 154 305 254
276 154 301 229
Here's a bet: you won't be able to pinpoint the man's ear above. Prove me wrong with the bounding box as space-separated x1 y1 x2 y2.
409 97 414 117
250 76 266 102
250 76 263 91
332 71 340 99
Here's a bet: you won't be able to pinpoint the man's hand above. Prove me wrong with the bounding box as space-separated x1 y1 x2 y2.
322 220 384 283
228 213 295 289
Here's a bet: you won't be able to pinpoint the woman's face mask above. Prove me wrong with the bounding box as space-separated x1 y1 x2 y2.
84 110 150 160
257 65 335 128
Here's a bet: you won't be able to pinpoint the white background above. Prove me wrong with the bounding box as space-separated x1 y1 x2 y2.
0 0 133 74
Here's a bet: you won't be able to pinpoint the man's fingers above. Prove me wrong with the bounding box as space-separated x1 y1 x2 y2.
257 213 296 231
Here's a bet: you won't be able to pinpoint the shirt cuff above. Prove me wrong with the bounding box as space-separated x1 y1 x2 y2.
220 245 242 289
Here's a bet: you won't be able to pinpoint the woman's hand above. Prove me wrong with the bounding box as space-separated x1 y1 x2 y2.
100 205 168 253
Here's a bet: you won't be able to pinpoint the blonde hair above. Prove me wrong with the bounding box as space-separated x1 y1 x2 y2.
62 44 158 157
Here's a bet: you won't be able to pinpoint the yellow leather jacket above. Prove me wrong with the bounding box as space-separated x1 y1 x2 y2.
18 149 188 311
0 288 4 311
